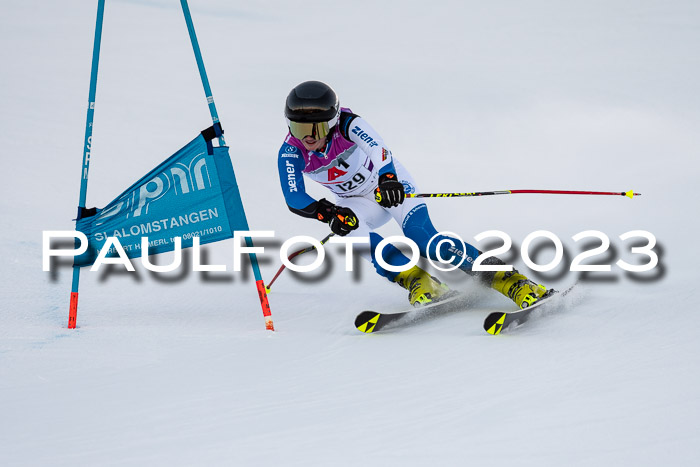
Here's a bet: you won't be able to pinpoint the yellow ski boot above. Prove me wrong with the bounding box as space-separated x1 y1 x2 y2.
394 265 450 307
490 270 551 309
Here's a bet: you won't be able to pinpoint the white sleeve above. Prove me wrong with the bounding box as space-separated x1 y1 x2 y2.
345 117 396 175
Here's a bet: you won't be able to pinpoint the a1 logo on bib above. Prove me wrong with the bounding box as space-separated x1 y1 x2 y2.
328 166 347 181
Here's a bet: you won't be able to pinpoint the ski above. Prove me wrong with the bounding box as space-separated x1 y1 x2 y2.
355 292 469 333
483 284 577 335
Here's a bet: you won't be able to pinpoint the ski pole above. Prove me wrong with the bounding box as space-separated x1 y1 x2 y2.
265 233 334 293
406 189 641 199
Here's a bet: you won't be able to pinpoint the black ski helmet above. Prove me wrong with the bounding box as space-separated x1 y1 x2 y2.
285 81 340 140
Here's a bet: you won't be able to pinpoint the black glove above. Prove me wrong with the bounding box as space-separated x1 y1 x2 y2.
315 199 359 236
375 173 405 208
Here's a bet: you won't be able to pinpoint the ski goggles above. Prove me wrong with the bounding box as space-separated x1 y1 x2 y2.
287 115 339 141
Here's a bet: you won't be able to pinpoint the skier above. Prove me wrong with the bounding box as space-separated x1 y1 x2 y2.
277 80 552 308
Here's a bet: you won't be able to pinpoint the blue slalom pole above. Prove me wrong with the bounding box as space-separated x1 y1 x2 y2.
180 0 274 330
180 0 226 146
69 0 106 329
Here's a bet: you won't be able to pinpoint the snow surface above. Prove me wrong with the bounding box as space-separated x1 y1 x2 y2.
2 0 700 465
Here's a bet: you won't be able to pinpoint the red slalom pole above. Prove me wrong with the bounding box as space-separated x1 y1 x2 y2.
407 189 641 199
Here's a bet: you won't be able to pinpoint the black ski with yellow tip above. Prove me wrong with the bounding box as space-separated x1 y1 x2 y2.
355 292 465 333
483 284 577 335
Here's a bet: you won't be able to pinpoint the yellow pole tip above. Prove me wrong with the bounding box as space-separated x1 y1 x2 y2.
265 286 271 294
625 190 635 199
